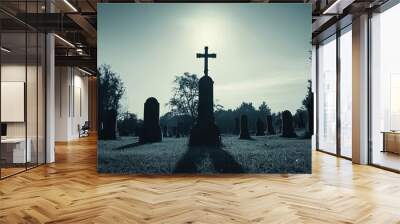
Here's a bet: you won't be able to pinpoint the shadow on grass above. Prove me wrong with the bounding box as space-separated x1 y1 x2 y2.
238 137 255 141
174 145 244 173
114 141 145 150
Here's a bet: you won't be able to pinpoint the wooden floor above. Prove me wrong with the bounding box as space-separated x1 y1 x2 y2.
372 151 400 171
1 135 400 224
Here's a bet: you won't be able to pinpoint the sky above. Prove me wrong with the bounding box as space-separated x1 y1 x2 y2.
98 4 311 119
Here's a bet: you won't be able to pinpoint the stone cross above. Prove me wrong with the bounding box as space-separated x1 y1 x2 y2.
196 46 216 76
189 47 221 146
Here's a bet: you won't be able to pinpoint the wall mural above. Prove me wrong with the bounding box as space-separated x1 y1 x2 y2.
97 4 312 174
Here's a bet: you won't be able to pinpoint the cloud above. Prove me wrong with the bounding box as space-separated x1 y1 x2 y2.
215 75 306 93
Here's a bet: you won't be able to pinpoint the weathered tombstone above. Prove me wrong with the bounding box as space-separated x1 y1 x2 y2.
281 110 297 138
305 92 314 138
139 97 162 143
256 118 265 136
239 115 251 139
162 126 168 138
266 115 275 135
100 109 117 140
189 46 221 146
233 117 240 135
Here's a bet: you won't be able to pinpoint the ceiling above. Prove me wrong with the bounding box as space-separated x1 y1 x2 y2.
0 0 389 73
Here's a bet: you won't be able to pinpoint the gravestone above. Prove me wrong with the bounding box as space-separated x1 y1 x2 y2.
239 115 251 139
139 97 162 143
176 127 180 138
189 46 221 146
100 109 117 140
305 92 314 138
163 126 168 138
176 122 182 138
233 117 240 135
281 110 297 138
256 118 265 136
266 115 275 135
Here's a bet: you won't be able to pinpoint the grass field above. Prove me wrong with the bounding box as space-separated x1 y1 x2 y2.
98 135 311 174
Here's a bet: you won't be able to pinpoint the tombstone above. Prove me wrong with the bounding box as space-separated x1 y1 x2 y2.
305 92 314 138
189 46 221 146
239 115 251 139
233 117 240 135
275 112 282 133
139 97 162 143
256 118 265 136
266 115 275 135
162 126 168 138
100 109 117 140
281 110 297 138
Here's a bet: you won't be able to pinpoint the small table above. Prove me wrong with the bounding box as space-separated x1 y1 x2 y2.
381 131 400 154
1 138 31 164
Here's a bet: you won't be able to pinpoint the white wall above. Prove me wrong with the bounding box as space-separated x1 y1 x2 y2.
55 67 89 141
1 62 47 164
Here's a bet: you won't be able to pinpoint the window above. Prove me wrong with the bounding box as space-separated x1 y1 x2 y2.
317 35 337 154
370 3 400 171
339 27 352 158
0 3 46 179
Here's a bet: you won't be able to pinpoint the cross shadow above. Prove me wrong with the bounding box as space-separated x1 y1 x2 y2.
174 145 243 173
114 141 144 150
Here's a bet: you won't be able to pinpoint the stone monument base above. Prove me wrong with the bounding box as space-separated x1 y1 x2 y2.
189 123 221 146
139 126 162 143
239 132 251 139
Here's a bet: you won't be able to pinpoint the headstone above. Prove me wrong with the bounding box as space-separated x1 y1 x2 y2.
139 97 162 143
306 92 314 138
163 126 168 138
266 115 275 135
101 109 117 140
281 110 297 138
256 118 265 136
233 117 240 135
239 115 251 139
276 112 282 133
189 46 221 146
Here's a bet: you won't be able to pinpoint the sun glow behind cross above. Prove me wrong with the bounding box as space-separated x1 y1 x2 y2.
182 13 229 53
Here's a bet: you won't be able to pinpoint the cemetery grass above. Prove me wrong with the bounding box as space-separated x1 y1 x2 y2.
97 135 311 174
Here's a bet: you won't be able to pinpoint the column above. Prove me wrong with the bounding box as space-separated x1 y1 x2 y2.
352 14 369 164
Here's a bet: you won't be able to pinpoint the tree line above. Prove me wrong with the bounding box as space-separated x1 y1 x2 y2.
98 65 313 139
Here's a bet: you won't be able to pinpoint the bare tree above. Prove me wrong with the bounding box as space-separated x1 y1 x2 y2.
167 72 199 120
